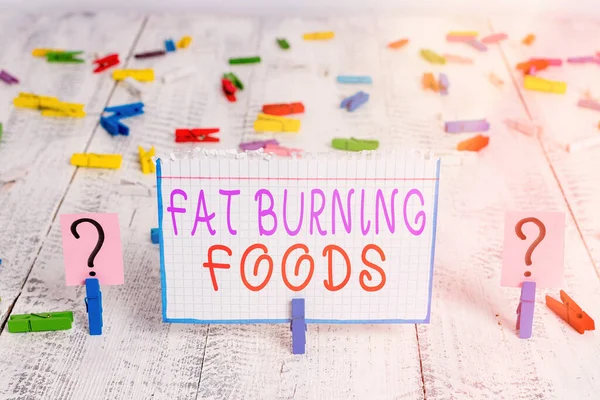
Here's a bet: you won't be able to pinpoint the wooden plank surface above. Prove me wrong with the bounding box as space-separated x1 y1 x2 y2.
0 12 598 400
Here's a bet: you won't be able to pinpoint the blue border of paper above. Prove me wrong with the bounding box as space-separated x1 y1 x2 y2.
157 158 440 324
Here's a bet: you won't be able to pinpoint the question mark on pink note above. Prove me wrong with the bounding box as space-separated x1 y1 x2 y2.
70 218 105 277
514 217 546 278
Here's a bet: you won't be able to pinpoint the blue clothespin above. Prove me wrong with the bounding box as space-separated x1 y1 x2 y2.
100 115 130 136
291 298 306 354
104 102 144 118
85 278 103 335
340 91 369 112
165 39 176 52
517 281 536 339
150 228 160 244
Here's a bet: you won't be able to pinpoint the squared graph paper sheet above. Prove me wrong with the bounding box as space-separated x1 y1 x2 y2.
157 151 440 324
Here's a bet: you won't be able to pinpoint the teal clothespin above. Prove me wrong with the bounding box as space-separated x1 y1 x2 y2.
223 72 244 90
46 51 85 63
331 137 380 151
8 311 74 333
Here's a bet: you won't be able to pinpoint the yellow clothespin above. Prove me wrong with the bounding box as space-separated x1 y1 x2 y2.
524 75 566 94
31 48 64 57
138 146 156 174
41 101 86 118
447 31 478 37
254 113 301 133
13 93 59 109
113 69 155 82
420 49 446 65
70 153 123 169
303 32 335 40
177 36 192 49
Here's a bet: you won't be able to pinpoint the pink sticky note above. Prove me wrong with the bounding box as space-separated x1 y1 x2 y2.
60 213 124 286
501 211 565 288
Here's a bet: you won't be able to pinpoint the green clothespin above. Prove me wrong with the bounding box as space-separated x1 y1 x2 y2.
46 51 85 63
8 311 74 333
276 38 290 50
228 56 261 65
223 72 244 90
331 137 380 152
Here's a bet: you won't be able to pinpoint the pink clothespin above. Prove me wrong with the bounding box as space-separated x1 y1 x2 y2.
264 144 302 157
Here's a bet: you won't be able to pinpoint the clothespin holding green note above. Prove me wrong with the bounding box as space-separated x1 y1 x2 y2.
8 311 74 333
46 51 85 63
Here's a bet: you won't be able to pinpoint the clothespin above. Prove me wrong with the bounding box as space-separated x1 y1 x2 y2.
577 98 600 112
422 72 439 92
444 119 490 133
291 298 306 354
150 228 160 244
254 114 301 133
113 69 155 82
303 32 334 40
522 34 536 46
439 73 449 95
175 128 220 143
336 75 373 84
546 291 595 334
104 102 144 118
456 134 489 152
420 49 446 64
93 53 120 73
228 56 261 65
239 139 280 151
135 50 166 59
340 91 370 112
165 39 176 52
222 78 237 102
85 278 103 335
481 33 508 44
524 75 566 94
276 38 290 49
0 70 19 85
223 73 244 90
503 118 542 137
13 92 59 109
516 281 536 339
388 38 409 49
100 115 130 136
41 101 86 118
70 153 123 169
177 36 192 49
7 311 74 333
32 48 64 57
331 137 379 151
466 39 487 52
263 144 303 157
138 146 156 174
262 102 304 116
46 51 84 63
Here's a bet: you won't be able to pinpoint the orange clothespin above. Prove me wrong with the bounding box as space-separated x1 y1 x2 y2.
546 291 595 334
421 72 439 92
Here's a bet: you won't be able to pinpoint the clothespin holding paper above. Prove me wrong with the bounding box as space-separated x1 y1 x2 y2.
291 299 307 354
59 214 124 336
546 291 595 334
501 212 565 339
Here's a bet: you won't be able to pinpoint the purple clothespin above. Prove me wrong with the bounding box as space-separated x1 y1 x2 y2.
466 39 487 52
516 281 536 339
291 298 306 355
239 139 279 151
0 70 19 85
567 56 596 64
439 73 449 96
444 119 490 133
341 91 369 112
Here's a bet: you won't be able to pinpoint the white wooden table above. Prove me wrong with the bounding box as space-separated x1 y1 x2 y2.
0 12 599 400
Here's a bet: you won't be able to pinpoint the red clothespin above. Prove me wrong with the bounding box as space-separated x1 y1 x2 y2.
262 102 305 116
175 128 220 143
93 54 120 73
222 78 236 102
546 291 595 334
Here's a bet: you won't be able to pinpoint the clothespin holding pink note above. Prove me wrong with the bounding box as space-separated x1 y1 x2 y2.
59 213 125 336
501 212 565 339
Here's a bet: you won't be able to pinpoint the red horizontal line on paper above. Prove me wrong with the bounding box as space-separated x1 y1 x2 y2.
159 176 438 181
